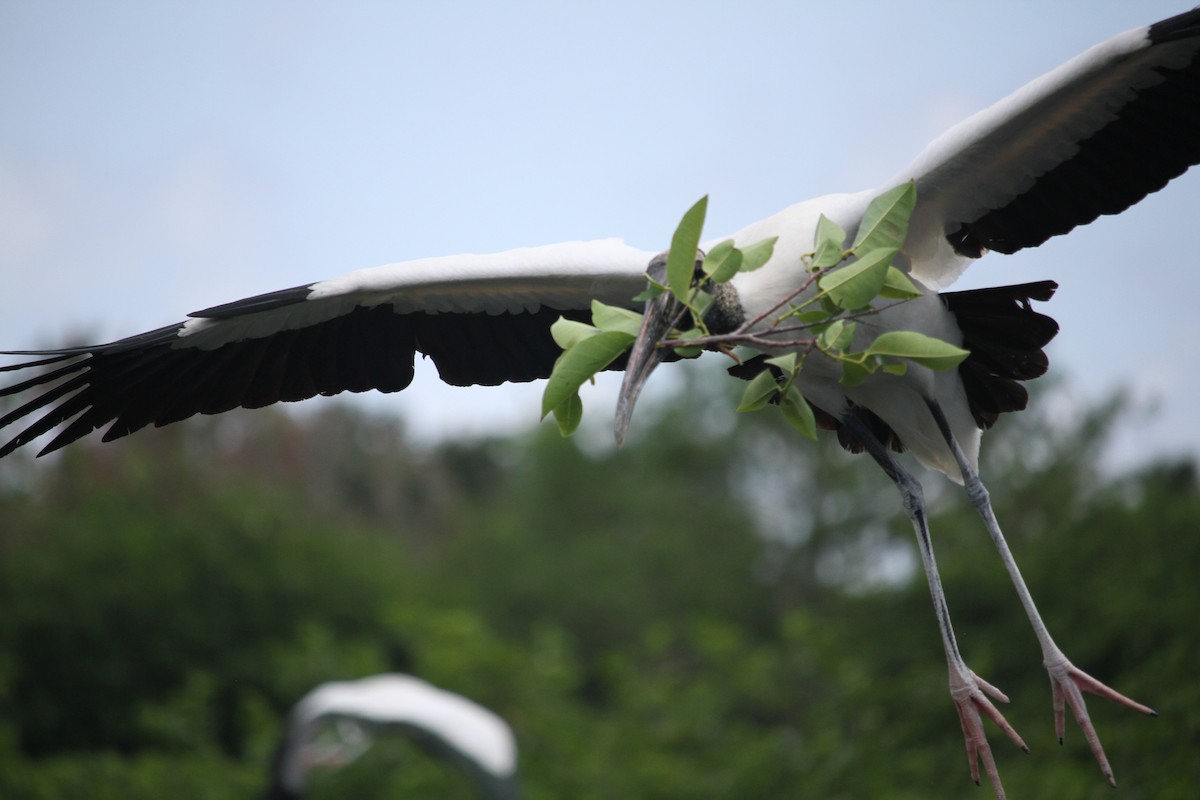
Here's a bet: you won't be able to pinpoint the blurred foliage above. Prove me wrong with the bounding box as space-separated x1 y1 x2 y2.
0 365 1196 799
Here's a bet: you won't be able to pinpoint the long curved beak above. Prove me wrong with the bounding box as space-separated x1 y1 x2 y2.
614 291 682 446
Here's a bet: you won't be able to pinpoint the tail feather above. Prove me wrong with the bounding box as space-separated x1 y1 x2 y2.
942 280 1059 429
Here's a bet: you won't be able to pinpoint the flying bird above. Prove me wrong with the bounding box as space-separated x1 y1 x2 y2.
3 8 1199 798
264 674 520 800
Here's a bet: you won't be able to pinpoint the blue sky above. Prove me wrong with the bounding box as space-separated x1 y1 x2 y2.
2 1 1198 468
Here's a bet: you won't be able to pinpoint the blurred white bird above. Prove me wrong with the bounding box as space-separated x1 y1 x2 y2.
263 674 519 799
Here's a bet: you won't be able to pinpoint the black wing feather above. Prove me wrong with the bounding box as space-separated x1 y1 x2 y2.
949 10 1200 256
0 304 592 457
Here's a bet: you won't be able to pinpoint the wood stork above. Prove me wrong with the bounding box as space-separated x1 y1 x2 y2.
264 674 520 800
2 8 1198 798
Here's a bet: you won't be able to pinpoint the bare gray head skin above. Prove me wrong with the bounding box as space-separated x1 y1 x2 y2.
613 249 698 446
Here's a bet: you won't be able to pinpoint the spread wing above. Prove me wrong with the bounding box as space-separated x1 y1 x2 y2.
895 8 1200 287
0 240 653 457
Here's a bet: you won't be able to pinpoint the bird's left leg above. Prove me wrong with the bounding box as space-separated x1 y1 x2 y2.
924 398 1156 786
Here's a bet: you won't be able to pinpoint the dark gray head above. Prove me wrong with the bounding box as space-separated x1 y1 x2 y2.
613 249 743 445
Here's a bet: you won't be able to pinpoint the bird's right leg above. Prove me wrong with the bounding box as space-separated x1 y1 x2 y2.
841 409 1028 799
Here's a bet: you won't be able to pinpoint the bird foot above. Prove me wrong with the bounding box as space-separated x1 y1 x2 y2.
1046 655 1156 787
950 668 1028 800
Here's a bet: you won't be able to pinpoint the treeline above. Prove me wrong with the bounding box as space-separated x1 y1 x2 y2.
0 369 1196 798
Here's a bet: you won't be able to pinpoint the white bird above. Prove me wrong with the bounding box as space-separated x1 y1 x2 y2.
264 674 520 800
2 8 1198 798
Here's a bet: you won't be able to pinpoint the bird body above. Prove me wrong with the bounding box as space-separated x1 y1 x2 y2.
711 190 982 478
5 8 1200 798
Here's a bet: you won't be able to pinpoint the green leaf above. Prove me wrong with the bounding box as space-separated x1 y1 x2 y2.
863 330 969 371
820 320 856 352
879 266 922 299
764 352 797 374
881 362 908 376
667 196 708 302
736 370 779 412
705 239 735 263
839 358 874 387
817 247 897 310
852 181 916 252
551 392 584 436
689 290 714 320
738 237 777 273
632 282 666 302
813 215 847 268
550 317 599 350
672 327 704 358
591 301 644 337
541 330 635 418
703 239 743 284
780 385 817 439
792 309 833 326
820 319 845 349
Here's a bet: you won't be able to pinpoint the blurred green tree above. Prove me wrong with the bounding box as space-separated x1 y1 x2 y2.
0 370 1194 799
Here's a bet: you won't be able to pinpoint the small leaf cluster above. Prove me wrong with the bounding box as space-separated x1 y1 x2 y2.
790 182 967 389
539 196 776 436
541 182 969 438
541 305 642 435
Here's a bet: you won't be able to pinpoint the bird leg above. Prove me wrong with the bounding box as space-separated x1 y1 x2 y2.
841 410 1027 799
924 399 1156 786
